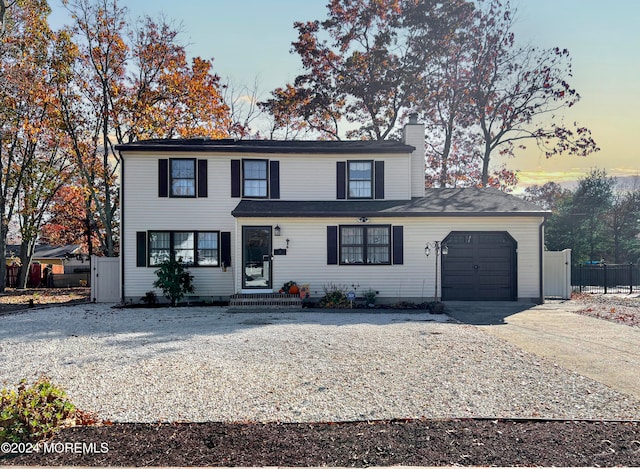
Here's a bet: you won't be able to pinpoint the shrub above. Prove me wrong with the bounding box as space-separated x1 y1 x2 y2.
140 290 158 306
319 282 350 308
153 258 194 306
0 378 76 444
364 289 377 305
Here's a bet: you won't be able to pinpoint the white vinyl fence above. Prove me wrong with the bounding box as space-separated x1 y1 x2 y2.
90 256 120 303
544 249 572 299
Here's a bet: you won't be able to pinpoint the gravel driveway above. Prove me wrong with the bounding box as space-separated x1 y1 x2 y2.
1 304 638 423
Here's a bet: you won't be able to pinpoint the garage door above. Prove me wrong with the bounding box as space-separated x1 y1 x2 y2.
441 231 516 301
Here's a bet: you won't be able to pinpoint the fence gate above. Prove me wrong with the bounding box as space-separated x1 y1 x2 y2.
544 249 572 299
90 256 120 302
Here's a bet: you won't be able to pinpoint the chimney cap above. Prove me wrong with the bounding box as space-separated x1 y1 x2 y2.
408 113 419 124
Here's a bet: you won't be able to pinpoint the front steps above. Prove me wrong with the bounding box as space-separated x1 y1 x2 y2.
228 293 303 309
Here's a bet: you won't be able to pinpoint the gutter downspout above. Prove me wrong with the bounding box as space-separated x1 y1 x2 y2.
119 151 125 303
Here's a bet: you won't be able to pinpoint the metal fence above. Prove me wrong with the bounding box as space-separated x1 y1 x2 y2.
572 263 639 294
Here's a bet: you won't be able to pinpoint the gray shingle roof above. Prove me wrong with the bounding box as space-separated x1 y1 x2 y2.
115 138 415 154
231 187 548 218
5 244 83 259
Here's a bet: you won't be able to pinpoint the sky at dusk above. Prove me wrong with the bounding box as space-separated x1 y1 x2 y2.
48 0 640 190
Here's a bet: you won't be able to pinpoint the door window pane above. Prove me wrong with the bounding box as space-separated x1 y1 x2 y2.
243 227 272 288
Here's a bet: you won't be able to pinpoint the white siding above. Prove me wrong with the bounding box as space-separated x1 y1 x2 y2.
122 153 236 301
276 152 411 200
236 216 544 302
121 148 543 303
122 149 414 300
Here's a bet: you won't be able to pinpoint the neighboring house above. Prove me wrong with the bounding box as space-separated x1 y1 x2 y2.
5 244 87 287
115 117 548 304
6 244 85 274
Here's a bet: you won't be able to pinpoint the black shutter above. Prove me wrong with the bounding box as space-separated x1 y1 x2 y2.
269 160 280 199
136 232 147 267
221 232 231 267
231 160 241 197
158 159 168 197
374 160 385 199
392 226 404 265
327 226 338 265
197 159 208 197
336 161 346 199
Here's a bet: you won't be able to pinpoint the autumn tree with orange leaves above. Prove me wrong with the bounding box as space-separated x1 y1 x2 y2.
40 184 103 254
261 0 469 141
52 0 231 257
261 0 598 190
0 0 72 290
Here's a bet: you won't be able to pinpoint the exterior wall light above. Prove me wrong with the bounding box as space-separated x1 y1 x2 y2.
424 240 448 303
274 225 281 236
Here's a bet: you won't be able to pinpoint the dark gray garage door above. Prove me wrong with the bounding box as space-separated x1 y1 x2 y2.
441 231 517 301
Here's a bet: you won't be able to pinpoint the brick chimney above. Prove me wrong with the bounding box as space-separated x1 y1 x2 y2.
403 113 425 198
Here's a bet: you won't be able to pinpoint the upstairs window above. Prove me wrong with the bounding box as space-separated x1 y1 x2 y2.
170 159 196 197
243 159 268 198
231 159 279 199
159 159 207 198
348 161 372 198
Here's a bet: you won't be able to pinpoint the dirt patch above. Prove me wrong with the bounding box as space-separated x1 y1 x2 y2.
0 287 90 315
571 293 640 327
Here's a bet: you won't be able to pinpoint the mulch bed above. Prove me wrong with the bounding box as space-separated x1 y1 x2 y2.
2 419 639 466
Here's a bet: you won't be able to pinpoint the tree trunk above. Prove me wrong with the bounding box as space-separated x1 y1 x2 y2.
85 209 93 258
17 239 36 289
0 236 6 292
0 213 8 292
481 144 491 187
439 128 453 188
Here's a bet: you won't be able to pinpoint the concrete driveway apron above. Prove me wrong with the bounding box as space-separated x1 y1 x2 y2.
445 301 640 401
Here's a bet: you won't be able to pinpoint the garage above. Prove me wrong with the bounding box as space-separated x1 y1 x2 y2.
441 231 517 301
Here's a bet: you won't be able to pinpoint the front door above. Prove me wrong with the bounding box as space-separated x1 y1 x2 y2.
242 226 272 289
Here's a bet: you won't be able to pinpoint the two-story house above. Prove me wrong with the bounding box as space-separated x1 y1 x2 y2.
116 117 548 305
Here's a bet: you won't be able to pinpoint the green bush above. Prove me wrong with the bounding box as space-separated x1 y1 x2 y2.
319 282 350 308
153 258 194 306
364 289 377 305
0 378 76 444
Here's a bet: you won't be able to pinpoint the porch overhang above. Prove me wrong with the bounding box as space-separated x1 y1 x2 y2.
231 188 550 218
